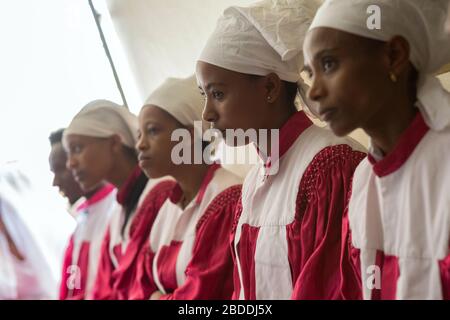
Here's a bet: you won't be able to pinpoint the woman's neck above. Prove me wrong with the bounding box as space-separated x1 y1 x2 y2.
258 103 297 158
365 99 417 156
172 163 211 209
109 156 138 189
84 181 107 199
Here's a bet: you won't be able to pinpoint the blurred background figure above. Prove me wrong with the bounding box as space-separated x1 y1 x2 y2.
49 129 85 218
0 165 58 299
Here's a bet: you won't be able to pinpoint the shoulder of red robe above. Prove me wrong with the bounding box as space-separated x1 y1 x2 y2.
196 184 242 232
296 144 366 212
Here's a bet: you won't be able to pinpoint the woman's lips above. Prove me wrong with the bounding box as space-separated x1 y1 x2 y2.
138 155 151 166
319 108 337 122
73 172 83 182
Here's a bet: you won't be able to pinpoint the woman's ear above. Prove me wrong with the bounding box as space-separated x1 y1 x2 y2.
264 73 282 103
386 36 411 77
110 134 123 153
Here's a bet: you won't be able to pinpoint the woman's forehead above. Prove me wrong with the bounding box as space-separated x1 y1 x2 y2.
140 105 180 126
304 27 380 63
197 61 246 85
305 28 354 53
65 134 105 144
65 133 89 142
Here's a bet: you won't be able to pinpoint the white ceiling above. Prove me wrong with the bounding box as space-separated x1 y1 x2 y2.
105 0 257 106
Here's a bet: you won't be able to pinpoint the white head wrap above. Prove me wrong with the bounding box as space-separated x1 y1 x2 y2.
63 100 138 148
309 0 450 131
144 75 207 138
198 0 320 83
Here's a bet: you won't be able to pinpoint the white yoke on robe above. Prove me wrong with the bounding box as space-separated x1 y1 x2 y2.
345 112 450 300
59 183 117 300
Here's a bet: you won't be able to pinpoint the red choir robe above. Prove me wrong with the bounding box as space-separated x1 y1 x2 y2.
68 197 85 219
59 183 117 300
130 164 242 300
231 111 367 300
91 166 173 300
342 112 450 300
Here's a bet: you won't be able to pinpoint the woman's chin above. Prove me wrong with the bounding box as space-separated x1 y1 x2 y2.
328 120 356 138
146 169 165 180
81 182 99 193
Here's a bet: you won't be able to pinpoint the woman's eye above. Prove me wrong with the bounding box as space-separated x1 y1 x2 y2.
212 90 224 100
322 57 336 73
71 145 82 154
147 127 158 135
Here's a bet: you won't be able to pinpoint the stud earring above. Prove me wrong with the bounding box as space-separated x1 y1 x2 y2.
389 72 397 83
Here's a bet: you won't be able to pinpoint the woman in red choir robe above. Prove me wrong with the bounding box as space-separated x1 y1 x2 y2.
304 0 450 299
196 0 366 300
130 75 242 300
